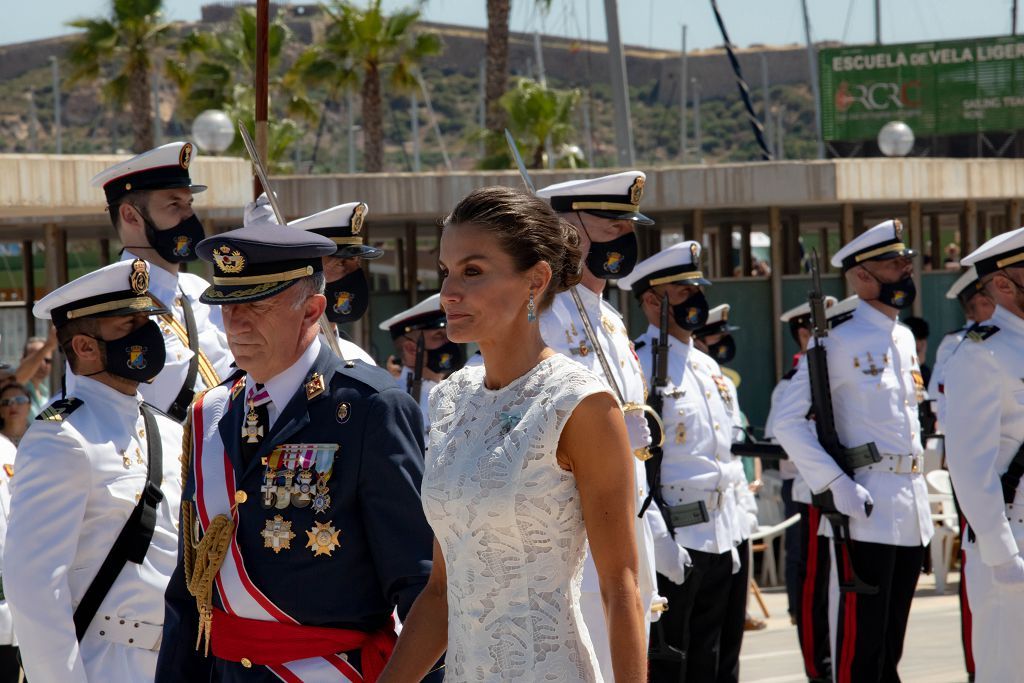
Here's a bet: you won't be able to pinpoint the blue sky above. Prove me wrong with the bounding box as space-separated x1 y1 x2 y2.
6 0 1021 51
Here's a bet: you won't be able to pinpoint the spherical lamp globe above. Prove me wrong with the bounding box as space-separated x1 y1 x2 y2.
877 121 915 157
192 110 235 154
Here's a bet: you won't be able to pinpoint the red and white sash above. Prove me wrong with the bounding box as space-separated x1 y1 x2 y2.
192 386 363 682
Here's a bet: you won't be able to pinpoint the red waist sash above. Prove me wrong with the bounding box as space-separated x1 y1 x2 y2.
210 607 397 682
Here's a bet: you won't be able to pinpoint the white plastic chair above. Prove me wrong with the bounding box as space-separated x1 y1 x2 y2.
925 469 960 593
750 513 801 587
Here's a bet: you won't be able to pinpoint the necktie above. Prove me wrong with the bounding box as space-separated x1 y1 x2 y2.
241 383 272 461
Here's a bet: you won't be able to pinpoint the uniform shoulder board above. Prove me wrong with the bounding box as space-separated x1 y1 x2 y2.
634 339 647 351
830 313 854 329
966 323 1000 342
782 367 798 381
35 397 84 422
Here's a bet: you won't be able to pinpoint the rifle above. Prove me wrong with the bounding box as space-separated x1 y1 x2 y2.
640 297 679 534
407 334 425 404
806 250 880 595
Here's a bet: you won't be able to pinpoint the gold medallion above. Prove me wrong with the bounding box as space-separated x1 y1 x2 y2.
305 373 326 400
129 259 149 294
261 515 296 554
629 176 645 205
336 402 350 424
306 521 341 557
351 203 367 235
179 142 193 169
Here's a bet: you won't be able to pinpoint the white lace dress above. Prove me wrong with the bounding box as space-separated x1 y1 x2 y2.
423 354 611 682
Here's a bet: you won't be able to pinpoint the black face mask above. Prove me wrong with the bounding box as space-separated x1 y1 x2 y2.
324 269 369 324
707 336 736 364
871 272 916 309
672 291 710 330
425 341 464 374
87 320 166 384
142 213 206 263
585 230 638 279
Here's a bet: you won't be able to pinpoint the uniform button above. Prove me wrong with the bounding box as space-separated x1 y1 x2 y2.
904 400 909 406
138 429 145 437
235 490 248 504
705 391 711 398
241 658 252 668
714 423 720 430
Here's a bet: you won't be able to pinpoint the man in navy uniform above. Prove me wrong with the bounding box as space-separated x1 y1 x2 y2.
774 221 932 683
91 142 233 422
156 225 437 682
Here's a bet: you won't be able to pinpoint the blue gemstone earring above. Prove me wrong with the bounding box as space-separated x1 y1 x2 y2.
527 289 537 322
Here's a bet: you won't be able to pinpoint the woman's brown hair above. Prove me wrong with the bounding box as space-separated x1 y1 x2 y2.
444 186 583 310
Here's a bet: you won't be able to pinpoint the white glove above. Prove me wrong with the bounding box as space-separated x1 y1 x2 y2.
730 546 741 575
623 408 652 453
828 476 874 521
746 510 759 535
991 555 1024 592
654 539 692 586
649 595 669 623
243 191 279 228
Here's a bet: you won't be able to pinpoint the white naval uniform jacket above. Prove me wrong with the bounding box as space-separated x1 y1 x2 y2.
720 375 758 542
0 438 15 647
336 335 376 365
122 252 234 414
539 288 659 617
397 366 437 434
637 326 741 554
944 306 1024 567
766 363 813 504
3 376 183 683
773 301 933 547
927 326 967 427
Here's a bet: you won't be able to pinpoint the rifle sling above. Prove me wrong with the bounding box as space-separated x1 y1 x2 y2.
167 290 201 423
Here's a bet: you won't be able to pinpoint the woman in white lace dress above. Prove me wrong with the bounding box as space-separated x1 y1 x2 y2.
379 187 646 683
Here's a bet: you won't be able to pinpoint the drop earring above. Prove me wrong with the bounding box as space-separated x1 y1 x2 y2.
527 289 537 322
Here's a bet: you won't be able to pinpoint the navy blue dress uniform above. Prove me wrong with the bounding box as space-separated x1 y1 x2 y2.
156 226 438 683
773 221 932 683
90 142 234 422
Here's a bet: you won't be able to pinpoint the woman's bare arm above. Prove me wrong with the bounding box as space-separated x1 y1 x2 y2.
559 391 646 683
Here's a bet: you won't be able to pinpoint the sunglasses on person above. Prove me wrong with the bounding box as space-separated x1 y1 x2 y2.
0 397 29 408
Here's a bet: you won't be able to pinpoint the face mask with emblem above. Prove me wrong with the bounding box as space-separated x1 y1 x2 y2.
673 290 710 330
425 341 464 374
707 335 736 364
324 268 369 324
141 212 206 263
585 230 639 280
87 320 167 383
871 273 916 309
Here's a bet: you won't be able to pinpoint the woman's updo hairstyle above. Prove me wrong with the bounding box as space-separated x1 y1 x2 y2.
443 186 583 310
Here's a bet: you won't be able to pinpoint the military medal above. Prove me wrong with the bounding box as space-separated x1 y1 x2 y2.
711 376 733 410
242 407 264 444
293 469 314 508
262 515 296 554
275 469 294 509
261 469 278 508
601 316 618 335
306 521 341 557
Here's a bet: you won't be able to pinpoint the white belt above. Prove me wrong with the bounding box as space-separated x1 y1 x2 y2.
664 484 726 512
857 453 923 475
89 615 163 651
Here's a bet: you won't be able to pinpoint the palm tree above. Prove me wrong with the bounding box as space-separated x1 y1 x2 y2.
65 0 171 153
164 7 317 170
499 77 581 169
484 0 511 132
301 0 442 172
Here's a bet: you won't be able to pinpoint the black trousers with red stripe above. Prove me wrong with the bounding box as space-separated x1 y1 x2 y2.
717 538 749 683
833 540 924 683
796 503 831 681
955 510 975 680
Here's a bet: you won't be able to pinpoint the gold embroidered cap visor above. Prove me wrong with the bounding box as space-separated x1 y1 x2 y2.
551 195 654 225
51 291 168 327
195 224 337 305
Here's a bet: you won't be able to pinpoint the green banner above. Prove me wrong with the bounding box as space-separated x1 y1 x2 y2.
819 36 1024 141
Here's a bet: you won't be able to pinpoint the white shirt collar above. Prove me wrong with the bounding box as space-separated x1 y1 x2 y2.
246 336 322 409
854 298 899 330
991 305 1024 336
121 249 179 307
69 374 143 413
573 284 604 311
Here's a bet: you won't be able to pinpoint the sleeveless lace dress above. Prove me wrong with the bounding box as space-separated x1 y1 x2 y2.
423 354 611 682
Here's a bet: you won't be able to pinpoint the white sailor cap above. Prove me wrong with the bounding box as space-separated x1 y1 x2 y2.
290 202 383 259
34 259 168 326
536 171 653 224
779 296 838 324
378 293 445 338
617 240 710 294
831 219 914 270
90 141 207 206
826 295 859 325
694 304 740 338
961 226 1024 279
945 266 984 305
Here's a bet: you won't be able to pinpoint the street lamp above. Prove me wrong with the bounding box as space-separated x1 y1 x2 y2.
192 109 235 154
877 120 915 157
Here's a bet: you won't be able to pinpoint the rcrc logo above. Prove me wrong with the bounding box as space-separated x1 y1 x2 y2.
835 80 922 112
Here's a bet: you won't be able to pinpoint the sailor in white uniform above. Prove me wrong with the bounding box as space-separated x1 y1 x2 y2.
536 170 663 680
247 195 382 364
90 142 234 422
944 226 1024 683
0 433 17 681
620 241 743 682
379 294 463 432
3 259 183 683
773 221 933 683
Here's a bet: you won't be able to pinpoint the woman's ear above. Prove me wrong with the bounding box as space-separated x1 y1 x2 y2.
530 261 554 294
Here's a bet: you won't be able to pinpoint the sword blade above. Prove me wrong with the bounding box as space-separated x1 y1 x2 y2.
504 129 536 195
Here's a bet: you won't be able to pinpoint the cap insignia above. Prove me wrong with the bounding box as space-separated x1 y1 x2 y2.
179 142 193 170
893 219 903 239
129 259 149 295
629 176 645 205
689 243 700 263
351 203 367 236
213 245 246 274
